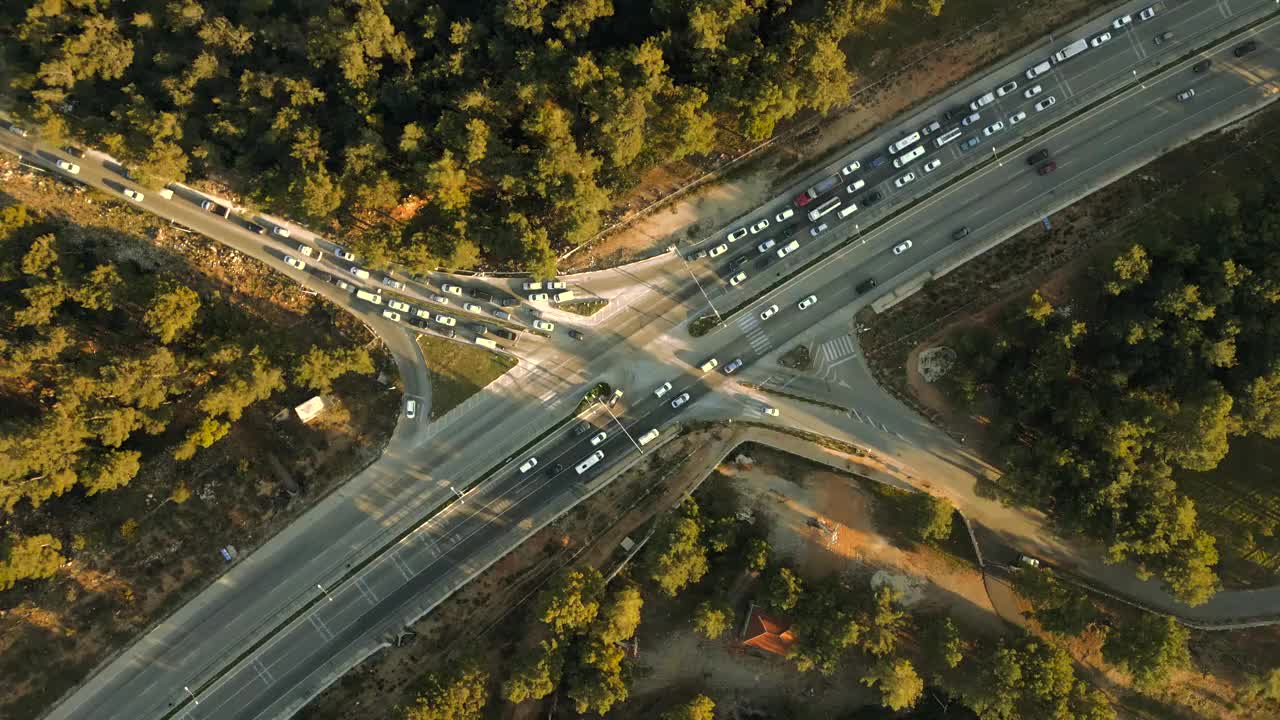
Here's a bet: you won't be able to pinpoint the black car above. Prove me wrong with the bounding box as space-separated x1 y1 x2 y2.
245 222 267 235
952 227 970 241
492 328 517 341
867 155 887 170
573 422 593 436
546 462 565 477
568 329 585 341
1234 40 1257 57
726 255 749 273
407 316 429 328
498 295 520 307
781 223 800 238
1192 59 1212 73
469 287 494 302
313 270 335 284
472 323 489 335
940 107 966 123
62 145 85 158
856 278 878 294
1026 148 1050 165
862 191 884 207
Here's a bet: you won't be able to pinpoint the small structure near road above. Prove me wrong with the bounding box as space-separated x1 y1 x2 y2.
740 603 796 658
294 395 327 424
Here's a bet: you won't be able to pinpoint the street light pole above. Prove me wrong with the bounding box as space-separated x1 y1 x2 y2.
184 686 199 705
677 252 726 327
317 583 334 602
598 398 644 453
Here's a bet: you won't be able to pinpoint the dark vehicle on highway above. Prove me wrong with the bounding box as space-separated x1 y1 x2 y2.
952 227 970 241
1192 59 1211 73
568 329 585 341
573 421 592 436
866 155 887 169
498 295 520 307
469 287 493 302
856 278 878 294
492 328 517 341
1038 161 1058 175
472 323 489 335
1026 148 1049 165
862 190 884 207
1235 40 1258 57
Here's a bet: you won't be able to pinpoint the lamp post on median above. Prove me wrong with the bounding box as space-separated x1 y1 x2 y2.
677 251 726 328
317 583 334 602
184 686 199 705
598 397 644 453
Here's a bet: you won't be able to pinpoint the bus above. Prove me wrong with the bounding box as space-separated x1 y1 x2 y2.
888 131 922 155
354 289 383 305
807 197 842 222
933 127 962 148
575 450 604 475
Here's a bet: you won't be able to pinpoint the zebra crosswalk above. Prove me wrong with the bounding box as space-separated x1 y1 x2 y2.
737 313 773 354
820 334 856 363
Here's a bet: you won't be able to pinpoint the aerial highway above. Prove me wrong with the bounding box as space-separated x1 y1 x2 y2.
7 0 1278 718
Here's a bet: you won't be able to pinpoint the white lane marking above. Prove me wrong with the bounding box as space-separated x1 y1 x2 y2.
390 553 414 581
355 578 378 606
252 658 275 684
307 614 334 641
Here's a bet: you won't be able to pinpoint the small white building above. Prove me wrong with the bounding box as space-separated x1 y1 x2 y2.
294 396 326 424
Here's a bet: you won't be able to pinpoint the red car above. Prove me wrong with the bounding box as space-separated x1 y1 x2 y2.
1038 161 1058 175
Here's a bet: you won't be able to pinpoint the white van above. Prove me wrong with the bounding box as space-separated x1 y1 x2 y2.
575 450 605 475
638 429 660 446
354 289 383 305
552 290 575 303
892 146 925 168
349 266 370 280
836 204 859 219
807 197 842 222
475 337 498 349
1026 60 1052 79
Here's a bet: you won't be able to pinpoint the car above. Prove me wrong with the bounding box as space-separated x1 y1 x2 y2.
1038 161 1058 175
519 457 538 473
846 178 867 195
893 240 913 255
727 255 749 272
60 145 84 158
383 277 406 290
1008 111 1027 126
568 329 585 341
724 358 744 374
952 226 970 241
429 293 450 305
1017 555 1042 569
959 136 981 151
775 208 796 223
1234 40 1258 57
961 111 981 127
700 357 719 372
862 191 884 206
982 121 1004 137
1034 97 1057 112
763 406 780 417
1027 148 1050 165
472 323 489 335
729 271 747 286
493 328 517 341
749 218 770 234
670 392 690 409
441 283 462 295
781 224 801 238
996 80 1018 97
55 159 80 174
528 292 549 301
522 281 543 291
573 422 593 437
840 161 862 175
200 199 216 211
809 223 829 237
1192 59 1212 73
1024 84 1043 99
1154 31 1173 45
709 243 729 257
336 280 353 292
383 309 407 322
1112 14 1132 30
406 399 417 418
533 319 554 332
776 240 799 259
334 248 356 261
856 278 878 294
1090 31 1112 47
122 188 144 202
407 315 429 328
757 239 776 254
686 249 709 261
435 314 457 326
246 222 268 236
654 381 673 398
894 172 916 188
1025 60 1052 80
1176 88 1195 102
866 155 887 169
546 462 565 476
546 281 567 290
920 119 942 136
462 302 482 313
387 299 411 312
272 226 291 238
759 304 779 321
8 124 28 137
1138 5 1156 21
499 296 520 307
797 294 817 310
727 227 748 242
284 255 306 270
590 431 608 446
970 92 995 111
923 158 941 173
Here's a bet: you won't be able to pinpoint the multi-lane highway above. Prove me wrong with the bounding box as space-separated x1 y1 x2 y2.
11 0 1280 718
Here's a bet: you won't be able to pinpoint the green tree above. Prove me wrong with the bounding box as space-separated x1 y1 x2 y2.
660 694 715 720
766 564 803 611
787 576 863 675
1244 668 1280 702
405 659 489 720
502 639 563 704
174 417 231 461
292 346 375 393
1102 613 1191 690
533 567 604 636
1013 569 1098 637
861 658 924 711
924 615 964 669
692 600 732 639
427 150 469 211
0 534 65 590
144 284 201 343
1025 290 1054 325
909 493 954 542
743 537 770 572
590 584 643 644
862 584 907 657
73 264 123 310
645 515 708 596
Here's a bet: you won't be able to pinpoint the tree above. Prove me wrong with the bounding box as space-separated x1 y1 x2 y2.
908 493 954 542
566 664 627 715
766 565 803 611
660 694 715 720
73 264 123 310
1244 668 1280 702
292 346 375 393
0 534 65 590
533 567 604 636
862 584 907 657
1025 290 1054 325
692 600 732 639
502 639 563 704
924 615 964 669
427 150 469 211
405 660 489 720
743 537 770 572
144 284 201 343
787 576 863 675
174 417 231 461
590 584 643 645
1013 569 1098 637
645 515 708 596
861 658 924 711
1102 613 1191 689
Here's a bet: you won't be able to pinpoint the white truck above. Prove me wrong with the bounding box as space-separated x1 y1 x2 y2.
1052 38 1088 64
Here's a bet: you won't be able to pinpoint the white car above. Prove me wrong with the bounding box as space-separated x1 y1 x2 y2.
381 310 401 322
1034 96 1057 112
55 159 80 174
1138 6 1156 21
442 283 463 295
387 299 411 312
590 431 608 446
435 314 457 326
708 243 729 257
759 304 779 321
528 292 549 301
406 399 417 419
533 320 554 332
776 240 799 259
349 266 370 279
727 227 748 242
749 218 770 234
1090 32 1112 47
272 226 291 238
670 393 690 409
894 172 916 188
729 272 747 286
382 277 405 290
797 294 817 310
840 161 862 175
970 92 995 111
775 208 795 223
1176 88 1195 102
284 255 306 270
1024 84 1043 99
462 302 482 313
810 223 829 237
519 457 538 473
122 188 144 202
763 406 780 417
545 281 567 290
961 112 981 127
996 80 1018 97
893 240 914 255
429 294 450 305
982 120 1005 137
334 248 356 261
653 381 673 398
757 239 776 254
923 158 941 173
522 281 543 291
1009 111 1027 126
845 179 866 194
1113 14 1132 30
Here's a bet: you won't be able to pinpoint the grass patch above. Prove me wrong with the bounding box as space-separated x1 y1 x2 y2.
688 313 720 337
416 334 518 419
576 382 613 414
558 299 608 316
778 344 811 370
